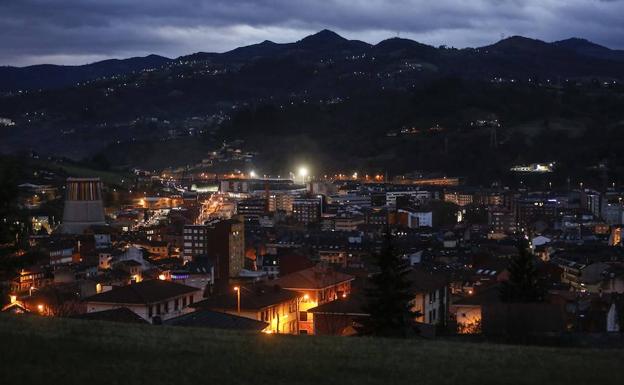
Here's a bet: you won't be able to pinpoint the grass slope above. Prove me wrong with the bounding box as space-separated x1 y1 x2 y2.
1 314 623 385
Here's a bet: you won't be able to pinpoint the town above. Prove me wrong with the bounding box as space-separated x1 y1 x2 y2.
1 157 623 341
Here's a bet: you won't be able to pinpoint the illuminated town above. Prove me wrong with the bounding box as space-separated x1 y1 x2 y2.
3 164 624 336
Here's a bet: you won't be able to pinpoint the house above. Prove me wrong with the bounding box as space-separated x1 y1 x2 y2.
450 284 501 334
84 279 202 323
9 266 51 293
115 260 143 283
395 209 433 228
549 290 623 332
272 265 355 334
48 240 79 266
135 240 169 258
260 254 280 278
192 284 300 334
407 269 449 326
307 293 369 335
307 268 449 336
169 258 214 292
1 296 30 314
555 259 624 293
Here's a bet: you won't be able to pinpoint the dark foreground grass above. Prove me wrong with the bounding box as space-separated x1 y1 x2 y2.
1 314 623 385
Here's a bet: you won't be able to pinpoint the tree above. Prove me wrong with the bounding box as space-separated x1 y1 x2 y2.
0 156 26 249
500 240 542 303
361 227 417 337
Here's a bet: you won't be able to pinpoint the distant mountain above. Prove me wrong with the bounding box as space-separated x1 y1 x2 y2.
0 54 171 91
468 35 624 79
553 38 624 62
1 29 623 178
2 31 623 93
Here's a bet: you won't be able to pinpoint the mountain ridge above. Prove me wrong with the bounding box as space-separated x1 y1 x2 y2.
2 30 623 92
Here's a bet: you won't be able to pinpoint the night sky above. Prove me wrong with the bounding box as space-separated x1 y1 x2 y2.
2 0 623 66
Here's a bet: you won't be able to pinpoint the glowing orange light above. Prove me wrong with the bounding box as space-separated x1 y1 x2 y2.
158 274 166 280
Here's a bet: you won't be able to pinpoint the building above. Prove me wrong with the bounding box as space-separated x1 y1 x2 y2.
48 242 78 266
488 208 517 235
183 217 245 280
407 269 449 326
515 196 564 229
269 194 294 213
219 179 250 193
9 267 50 293
386 190 430 207
334 215 366 231
318 251 348 267
135 240 169 258
292 197 322 224
395 209 433 228
330 194 372 208
580 189 601 218
444 191 475 207
84 279 202 323
272 266 355 334
601 198 624 225
451 285 501 334
307 294 369 336
169 258 214 292
237 198 267 222
192 284 300 334
61 178 106 234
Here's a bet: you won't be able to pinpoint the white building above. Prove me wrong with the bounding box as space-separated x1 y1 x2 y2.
398 209 433 228
84 280 202 323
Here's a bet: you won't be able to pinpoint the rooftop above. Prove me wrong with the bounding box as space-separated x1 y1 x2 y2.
165 309 268 331
71 307 148 324
85 280 200 305
193 284 299 311
272 266 354 290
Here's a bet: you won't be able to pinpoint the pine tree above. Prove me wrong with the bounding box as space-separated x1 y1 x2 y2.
361 227 417 337
500 240 542 303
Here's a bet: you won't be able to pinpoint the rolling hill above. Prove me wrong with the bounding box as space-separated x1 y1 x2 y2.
1 314 623 385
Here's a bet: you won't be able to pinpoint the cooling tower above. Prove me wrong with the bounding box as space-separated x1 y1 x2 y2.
61 177 106 234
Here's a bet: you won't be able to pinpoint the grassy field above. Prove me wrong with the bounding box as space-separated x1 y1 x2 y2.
1 314 623 385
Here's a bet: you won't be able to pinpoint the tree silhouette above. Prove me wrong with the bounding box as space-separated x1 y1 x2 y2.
500 240 542 303
361 227 417 337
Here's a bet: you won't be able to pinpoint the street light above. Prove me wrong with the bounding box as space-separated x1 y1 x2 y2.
298 166 308 183
234 286 241 314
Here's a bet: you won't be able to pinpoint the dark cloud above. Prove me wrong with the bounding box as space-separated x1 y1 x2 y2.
1 0 623 65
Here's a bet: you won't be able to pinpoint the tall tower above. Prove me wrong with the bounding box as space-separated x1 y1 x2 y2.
61 177 106 234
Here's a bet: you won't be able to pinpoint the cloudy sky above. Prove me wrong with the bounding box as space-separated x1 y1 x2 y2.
1 0 623 66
